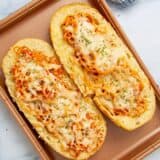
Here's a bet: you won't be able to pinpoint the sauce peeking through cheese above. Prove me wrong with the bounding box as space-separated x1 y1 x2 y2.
62 13 147 118
62 13 124 75
11 46 105 158
97 63 147 117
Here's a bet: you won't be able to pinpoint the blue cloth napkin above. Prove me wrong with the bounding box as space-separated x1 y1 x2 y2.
110 0 135 7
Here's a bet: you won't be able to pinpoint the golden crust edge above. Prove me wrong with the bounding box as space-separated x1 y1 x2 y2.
50 3 104 97
93 86 156 131
2 38 107 160
50 3 156 131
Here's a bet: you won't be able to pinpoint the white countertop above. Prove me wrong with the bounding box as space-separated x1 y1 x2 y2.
0 0 160 159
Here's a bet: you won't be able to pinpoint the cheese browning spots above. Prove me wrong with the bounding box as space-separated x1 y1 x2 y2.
62 12 148 118
11 46 106 158
62 13 124 75
97 65 147 117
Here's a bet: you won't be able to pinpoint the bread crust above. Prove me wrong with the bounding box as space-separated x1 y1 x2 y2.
50 3 156 131
2 38 107 159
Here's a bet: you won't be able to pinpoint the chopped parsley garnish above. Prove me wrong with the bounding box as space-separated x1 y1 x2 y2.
81 34 91 45
97 45 108 56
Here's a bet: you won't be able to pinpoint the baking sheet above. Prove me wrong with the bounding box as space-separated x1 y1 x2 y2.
0 0 160 159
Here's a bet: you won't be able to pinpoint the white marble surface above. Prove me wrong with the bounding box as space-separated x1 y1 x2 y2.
0 0 31 20
0 0 160 160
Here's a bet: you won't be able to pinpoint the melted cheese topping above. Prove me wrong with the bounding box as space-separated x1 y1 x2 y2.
11 46 105 158
96 63 147 117
62 13 148 118
62 13 125 75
